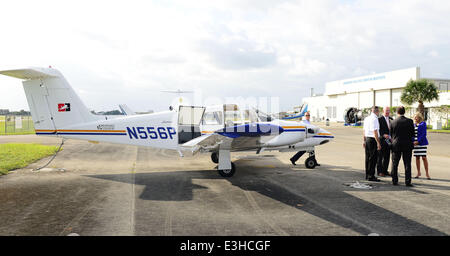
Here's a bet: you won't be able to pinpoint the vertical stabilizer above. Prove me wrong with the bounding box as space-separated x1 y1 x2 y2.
0 67 100 133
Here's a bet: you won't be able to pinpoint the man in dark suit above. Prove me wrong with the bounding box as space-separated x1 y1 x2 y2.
390 106 415 186
377 106 393 177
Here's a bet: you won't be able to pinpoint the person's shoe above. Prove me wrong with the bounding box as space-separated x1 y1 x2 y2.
378 173 385 177
427 177 431 180
290 159 296 166
368 177 381 182
406 183 414 187
414 176 420 179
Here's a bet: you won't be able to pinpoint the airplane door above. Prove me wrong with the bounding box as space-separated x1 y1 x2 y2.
178 106 205 144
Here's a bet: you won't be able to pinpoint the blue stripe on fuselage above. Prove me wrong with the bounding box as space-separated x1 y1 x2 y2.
283 129 305 132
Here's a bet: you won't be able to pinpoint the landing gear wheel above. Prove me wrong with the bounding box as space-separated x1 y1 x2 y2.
211 152 219 164
305 157 316 169
218 162 235 177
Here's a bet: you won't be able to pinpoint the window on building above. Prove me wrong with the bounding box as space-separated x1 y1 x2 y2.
326 107 331 118
439 83 448 92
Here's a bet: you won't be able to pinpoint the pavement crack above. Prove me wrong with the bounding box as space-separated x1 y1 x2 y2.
243 190 289 235
59 196 105 236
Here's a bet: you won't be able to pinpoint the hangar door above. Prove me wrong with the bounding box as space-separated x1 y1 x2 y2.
178 106 205 144
375 90 390 107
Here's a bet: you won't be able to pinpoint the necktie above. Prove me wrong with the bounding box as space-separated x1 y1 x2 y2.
386 117 390 133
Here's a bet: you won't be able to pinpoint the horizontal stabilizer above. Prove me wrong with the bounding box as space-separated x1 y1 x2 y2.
0 67 60 80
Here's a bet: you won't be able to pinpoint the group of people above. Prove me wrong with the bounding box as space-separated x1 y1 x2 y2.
364 106 430 186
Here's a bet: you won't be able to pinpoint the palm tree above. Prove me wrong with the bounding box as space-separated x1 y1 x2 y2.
400 79 439 116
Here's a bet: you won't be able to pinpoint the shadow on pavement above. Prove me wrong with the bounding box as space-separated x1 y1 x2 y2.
86 156 448 236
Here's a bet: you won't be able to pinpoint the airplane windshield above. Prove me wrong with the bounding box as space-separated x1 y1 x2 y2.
223 104 252 126
220 105 275 125
202 111 223 125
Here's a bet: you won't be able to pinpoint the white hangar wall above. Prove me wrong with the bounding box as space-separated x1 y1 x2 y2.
302 67 450 123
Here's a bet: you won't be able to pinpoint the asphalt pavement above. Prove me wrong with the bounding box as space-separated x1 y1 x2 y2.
0 125 449 236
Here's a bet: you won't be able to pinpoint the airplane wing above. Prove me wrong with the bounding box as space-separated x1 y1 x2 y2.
181 123 283 153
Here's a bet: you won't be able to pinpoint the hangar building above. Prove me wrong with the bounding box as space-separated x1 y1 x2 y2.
302 67 450 128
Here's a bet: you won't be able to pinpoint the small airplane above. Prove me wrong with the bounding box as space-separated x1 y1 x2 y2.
0 67 334 177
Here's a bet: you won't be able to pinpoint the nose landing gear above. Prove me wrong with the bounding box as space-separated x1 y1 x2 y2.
305 151 319 169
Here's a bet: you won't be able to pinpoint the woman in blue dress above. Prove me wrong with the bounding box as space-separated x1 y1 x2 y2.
413 112 430 180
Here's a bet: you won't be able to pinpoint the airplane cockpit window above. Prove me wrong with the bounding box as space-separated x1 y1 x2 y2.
202 111 223 125
307 127 319 134
224 104 248 126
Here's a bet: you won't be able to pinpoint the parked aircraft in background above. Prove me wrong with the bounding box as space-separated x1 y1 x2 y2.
282 104 308 120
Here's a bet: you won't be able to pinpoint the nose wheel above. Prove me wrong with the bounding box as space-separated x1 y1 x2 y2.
305 156 317 169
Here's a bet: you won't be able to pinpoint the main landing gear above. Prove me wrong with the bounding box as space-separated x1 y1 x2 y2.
211 151 236 177
218 162 236 177
211 152 219 164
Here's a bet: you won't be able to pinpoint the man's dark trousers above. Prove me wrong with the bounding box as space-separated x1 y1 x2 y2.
365 137 377 179
377 140 390 175
291 151 306 163
391 149 412 185
290 150 318 164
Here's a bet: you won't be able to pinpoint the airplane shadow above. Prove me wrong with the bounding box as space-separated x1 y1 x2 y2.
85 156 448 236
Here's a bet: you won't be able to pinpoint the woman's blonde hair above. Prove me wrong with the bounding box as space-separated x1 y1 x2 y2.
414 112 424 123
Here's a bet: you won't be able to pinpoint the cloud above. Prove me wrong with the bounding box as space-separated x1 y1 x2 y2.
199 38 277 70
1 0 450 112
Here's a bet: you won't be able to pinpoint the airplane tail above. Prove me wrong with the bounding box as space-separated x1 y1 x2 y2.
0 67 100 134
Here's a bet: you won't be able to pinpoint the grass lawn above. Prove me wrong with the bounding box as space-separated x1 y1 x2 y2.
428 129 450 133
0 143 59 175
350 124 450 133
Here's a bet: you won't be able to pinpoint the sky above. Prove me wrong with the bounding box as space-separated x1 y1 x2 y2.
1 0 450 113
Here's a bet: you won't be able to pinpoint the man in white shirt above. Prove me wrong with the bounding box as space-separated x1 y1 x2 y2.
363 106 382 181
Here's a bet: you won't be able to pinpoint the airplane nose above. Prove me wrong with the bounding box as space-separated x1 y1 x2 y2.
318 129 334 139
316 129 334 145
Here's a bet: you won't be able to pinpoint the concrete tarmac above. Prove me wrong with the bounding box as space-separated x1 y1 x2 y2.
0 125 449 236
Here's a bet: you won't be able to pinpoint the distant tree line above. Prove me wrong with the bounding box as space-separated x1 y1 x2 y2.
0 109 31 115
